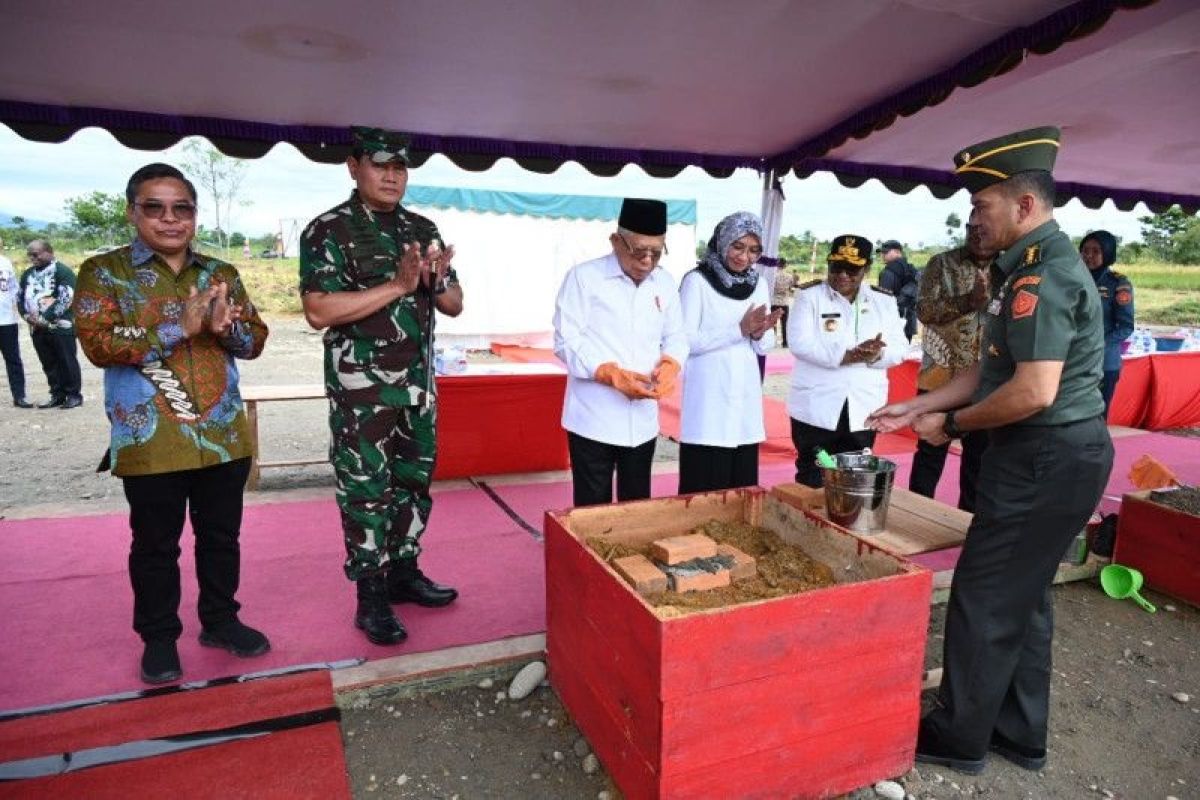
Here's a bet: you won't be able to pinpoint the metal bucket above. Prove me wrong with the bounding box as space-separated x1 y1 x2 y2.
818 452 897 534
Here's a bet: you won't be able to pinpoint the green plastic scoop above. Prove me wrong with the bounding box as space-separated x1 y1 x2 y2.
1100 564 1156 613
815 449 837 469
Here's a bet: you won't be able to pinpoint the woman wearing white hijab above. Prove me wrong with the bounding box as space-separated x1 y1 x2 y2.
678 212 781 493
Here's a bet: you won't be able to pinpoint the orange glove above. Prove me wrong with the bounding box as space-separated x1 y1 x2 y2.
650 355 681 398
595 362 656 400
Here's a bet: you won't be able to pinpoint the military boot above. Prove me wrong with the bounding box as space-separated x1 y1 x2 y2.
387 560 459 607
354 574 408 645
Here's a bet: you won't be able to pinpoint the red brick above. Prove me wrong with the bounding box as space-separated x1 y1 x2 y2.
716 544 757 582
613 555 668 595
672 567 731 593
771 483 826 513
650 533 717 565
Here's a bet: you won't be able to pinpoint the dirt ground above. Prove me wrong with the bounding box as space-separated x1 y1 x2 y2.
1 315 1197 799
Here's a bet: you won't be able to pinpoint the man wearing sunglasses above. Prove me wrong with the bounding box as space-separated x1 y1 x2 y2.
553 198 688 506
786 235 908 487
18 240 83 409
74 162 271 684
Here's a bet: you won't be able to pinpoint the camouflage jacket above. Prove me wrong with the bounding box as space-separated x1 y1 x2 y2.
73 240 268 477
299 190 456 407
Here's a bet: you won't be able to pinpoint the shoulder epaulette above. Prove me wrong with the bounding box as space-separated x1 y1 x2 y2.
1110 270 1127 281
1020 244 1042 268
870 285 893 296
797 279 823 290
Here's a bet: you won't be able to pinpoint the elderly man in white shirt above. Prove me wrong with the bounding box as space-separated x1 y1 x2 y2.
787 234 908 487
553 199 688 506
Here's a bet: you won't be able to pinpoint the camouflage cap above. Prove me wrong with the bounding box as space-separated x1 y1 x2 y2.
351 126 412 165
953 126 1060 194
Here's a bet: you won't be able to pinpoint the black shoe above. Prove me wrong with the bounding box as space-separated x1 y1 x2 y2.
915 718 986 775
199 620 271 657
356 575 408 645
387 561 458 607
12 398 33 408
990 731 1047 771
60 397 83 409
36 397 65 409
140 640 182 684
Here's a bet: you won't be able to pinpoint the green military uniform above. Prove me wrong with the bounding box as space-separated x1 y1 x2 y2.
298 130 459 581
920 128 1115 770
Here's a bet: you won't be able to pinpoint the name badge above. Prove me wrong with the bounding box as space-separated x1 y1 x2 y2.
987 299 1002 316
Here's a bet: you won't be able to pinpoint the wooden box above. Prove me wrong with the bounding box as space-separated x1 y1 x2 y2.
544 489 931 800
1115 490 1200 607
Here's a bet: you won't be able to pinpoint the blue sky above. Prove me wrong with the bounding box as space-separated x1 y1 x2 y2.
0 127 1151 251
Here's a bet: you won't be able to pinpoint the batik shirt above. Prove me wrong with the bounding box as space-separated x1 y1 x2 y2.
298 190 456 408
18 260 76 335
914 245 992 391
73 240 268 477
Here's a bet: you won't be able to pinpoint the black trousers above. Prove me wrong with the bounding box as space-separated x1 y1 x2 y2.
0 324 25 401
567 432 655 507
926 416 1112 756
122 458 252 642
790 402 876 488
678 442 759 494
771 305 790 347
30 329 81 401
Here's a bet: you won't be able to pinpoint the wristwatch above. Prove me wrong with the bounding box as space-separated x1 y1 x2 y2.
943 409 963 439
433 278 448 295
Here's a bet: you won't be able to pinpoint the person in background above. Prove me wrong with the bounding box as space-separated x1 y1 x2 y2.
678 212 780 493
770 258 795 348
74 162 271 684
868 126 1113 776
553 198 688 506
907 222 995 510
787 235 908 487
879 240 920 341
300 127 464 647
18 240 83 409
1079 230 1134 415
0 236 31 407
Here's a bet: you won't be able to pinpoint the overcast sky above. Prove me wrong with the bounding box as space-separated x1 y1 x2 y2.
0 127 1151 251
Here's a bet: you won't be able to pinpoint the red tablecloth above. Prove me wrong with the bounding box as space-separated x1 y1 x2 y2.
434 369 569 479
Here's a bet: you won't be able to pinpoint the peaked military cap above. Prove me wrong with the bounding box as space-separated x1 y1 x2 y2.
827 234 873 268
618 198 668 236
953 126 1060 194
351 126 412 165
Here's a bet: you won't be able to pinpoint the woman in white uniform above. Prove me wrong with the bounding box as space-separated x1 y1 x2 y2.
678 212 781 493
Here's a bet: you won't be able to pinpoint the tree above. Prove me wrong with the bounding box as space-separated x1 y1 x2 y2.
945 212 963 245
181 140 251 252
64 191 130 245
1138 206 1195 262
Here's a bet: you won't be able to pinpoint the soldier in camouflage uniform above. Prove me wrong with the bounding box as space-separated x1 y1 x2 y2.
299 127 463 645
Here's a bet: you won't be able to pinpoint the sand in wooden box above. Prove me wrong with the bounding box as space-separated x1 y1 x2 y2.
544 488 932 800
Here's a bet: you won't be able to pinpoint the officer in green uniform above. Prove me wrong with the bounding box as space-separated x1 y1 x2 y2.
299 126 464 645
867 126 1114 774
1080 230 1135 414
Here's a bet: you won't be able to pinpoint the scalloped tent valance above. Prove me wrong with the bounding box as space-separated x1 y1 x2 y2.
1 0 1196 212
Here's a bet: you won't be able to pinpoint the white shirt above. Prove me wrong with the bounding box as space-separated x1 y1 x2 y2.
553 252 688 447
0 255 17 326
679 269 773 446
787 281 908 430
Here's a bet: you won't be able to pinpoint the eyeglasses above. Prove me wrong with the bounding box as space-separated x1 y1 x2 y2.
133 201 198 221
827 263 867 275
728 242 763 258
616 232 667 262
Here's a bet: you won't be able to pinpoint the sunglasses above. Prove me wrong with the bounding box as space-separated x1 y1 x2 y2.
133 201 198 221
828 263 867 275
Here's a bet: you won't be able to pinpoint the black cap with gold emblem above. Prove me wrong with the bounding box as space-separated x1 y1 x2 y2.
952 126 1060 194
827 234 873 268
351 126 412 165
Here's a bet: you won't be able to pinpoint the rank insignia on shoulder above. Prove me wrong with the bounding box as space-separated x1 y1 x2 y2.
870 285 893 296
1022 245 1041 267
1110 270 1126 280
798 279 823 290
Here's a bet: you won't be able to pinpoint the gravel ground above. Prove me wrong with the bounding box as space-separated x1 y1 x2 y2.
1 315 1197 799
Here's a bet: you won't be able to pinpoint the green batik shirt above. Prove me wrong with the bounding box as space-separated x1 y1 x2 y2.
976 220 1105 426
298 190 455 407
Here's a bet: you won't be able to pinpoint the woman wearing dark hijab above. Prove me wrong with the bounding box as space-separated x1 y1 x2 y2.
1079 230 1134 415
677 212 781 493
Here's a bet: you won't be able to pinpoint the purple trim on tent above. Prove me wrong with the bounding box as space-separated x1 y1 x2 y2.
767 0 1152 170
0 99 759 174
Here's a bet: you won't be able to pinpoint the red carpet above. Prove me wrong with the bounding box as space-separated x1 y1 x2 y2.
0 671 348 799
0 486 545 711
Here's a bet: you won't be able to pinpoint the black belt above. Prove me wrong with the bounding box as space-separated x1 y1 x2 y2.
989 414 1104 444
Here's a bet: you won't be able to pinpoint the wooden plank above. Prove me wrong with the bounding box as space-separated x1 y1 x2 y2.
331 633 545 693
257 457 329 470
240 383 326 402
560 491 751 545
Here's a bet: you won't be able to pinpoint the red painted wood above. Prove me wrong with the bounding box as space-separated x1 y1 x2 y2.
1115 493 1200 606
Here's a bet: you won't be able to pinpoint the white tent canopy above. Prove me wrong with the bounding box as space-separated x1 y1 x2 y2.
402 186 696 349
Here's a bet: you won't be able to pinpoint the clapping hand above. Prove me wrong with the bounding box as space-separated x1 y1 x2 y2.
207 279 243 335
843 332 885 365
421 242 456 291
969 268 990 312
181 283 220 338
393 244 424 295
740 304 781 340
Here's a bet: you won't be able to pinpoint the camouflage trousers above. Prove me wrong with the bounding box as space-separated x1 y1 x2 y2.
329 400 437 581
